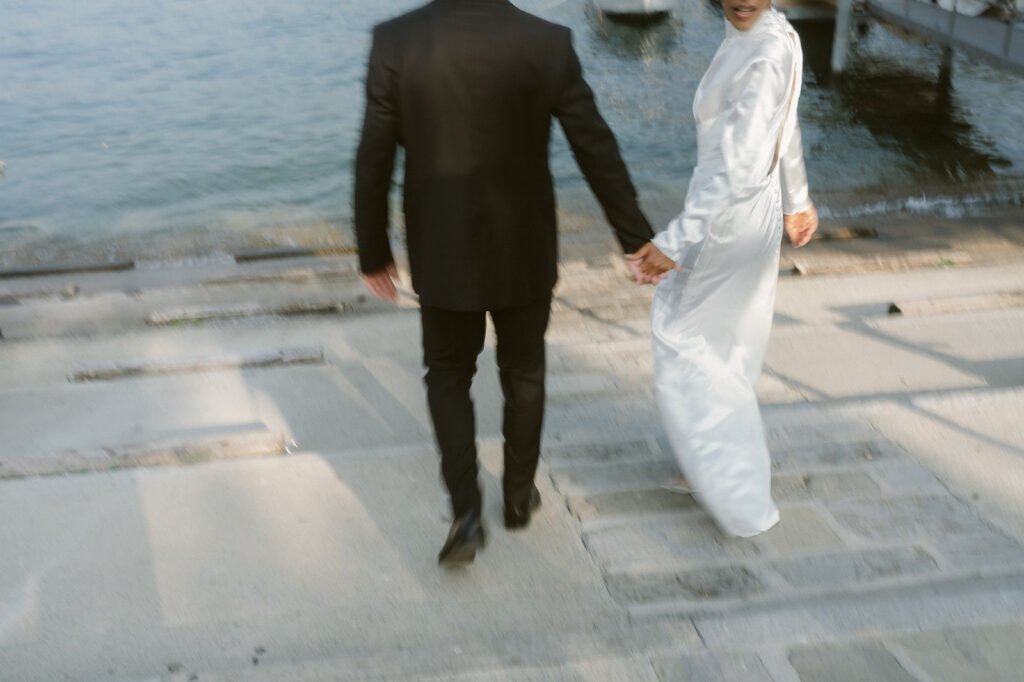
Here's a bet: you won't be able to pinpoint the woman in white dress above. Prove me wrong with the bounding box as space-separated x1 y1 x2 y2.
629 0 819 537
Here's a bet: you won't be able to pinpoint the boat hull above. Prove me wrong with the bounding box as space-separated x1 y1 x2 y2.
597 0 675 19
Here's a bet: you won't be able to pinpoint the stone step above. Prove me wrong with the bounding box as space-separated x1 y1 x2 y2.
887 289 1024 317
564 468 885 523
0 374 283 477
582 491 1009 571
784 620 1024 682
788 249 973 276
161 611 1024 682
577 483 1024 616
0 422 284 479
535 401 1024 633
146 300 352 325
189 654 664 682
540 413 879 464
70 344 324 382
546 337 651 369
692 573 1024 651
552 288 654 312
0 282 79 303
200 263 362 286
582 502 1024 622
613 552 1024 622
545 311 650 342
546 437 906 488
542 397 663 437
0 275 393 340
158 618 704 682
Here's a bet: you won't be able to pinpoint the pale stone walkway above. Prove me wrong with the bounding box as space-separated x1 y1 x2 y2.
2 222 1024 680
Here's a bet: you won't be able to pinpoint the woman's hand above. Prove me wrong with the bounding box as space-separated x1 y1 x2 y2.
784 204 818 248
626 242 679 285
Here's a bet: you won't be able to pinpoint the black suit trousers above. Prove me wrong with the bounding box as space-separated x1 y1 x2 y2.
420 296 551 518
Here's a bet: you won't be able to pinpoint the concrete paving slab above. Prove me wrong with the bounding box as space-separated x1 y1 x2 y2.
787 641 918 682
894 621 1024 682
71 344 324 382
582 515 763 572
147 301 349 326
764 325 990 400
769 439 904 474
567 487 699 522
166 618 704 682
789 249 972 276
826 495 995 541
0 374 266 462
0 282 79 303
868 391 1024 544
0 259 135 279
0 422 283 478
200 264 361 287
774 263 1024 326
929 532 1024 571
392 657 661 682
4 241 1024 679
0 273 387 340
607 564 769 606
888 289 1024 317
652 651 776 682
772 470 882 502
769 546 940 590
0 445 623 682
544 436 663 467
0 309 423 389
692 575 1024 648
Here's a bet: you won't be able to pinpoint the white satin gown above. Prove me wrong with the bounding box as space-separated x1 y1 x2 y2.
650 9 812 537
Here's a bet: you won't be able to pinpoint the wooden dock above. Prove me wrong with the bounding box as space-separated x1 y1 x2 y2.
775 0 841 21
864 0 1024 74
776 0 1024 75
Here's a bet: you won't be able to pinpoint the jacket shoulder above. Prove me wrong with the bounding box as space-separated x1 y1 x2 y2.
506 6 571 35
372 5 430 39
373 4 571 40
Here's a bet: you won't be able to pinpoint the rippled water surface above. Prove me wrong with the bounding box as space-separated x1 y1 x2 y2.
2 0 1023 264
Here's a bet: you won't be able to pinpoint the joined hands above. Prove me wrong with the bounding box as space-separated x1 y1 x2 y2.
362 262 399 302
784 204 818 248
626 241 679 285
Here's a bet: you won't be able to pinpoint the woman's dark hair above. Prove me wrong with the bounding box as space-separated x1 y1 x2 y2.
706 0 725 14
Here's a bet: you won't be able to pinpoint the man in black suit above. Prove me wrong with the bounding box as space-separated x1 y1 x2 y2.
354 0 656 565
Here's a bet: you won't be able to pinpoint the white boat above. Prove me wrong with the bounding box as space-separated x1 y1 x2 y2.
596 0 675 21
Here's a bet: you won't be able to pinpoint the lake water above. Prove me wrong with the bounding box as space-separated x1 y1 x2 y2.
2 0 1023 265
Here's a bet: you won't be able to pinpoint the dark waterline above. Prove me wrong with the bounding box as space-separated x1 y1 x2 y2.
1 0 1023 265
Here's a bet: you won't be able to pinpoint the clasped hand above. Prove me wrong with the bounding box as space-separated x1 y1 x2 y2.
784 205 818 248
626 241 679 285
361 262 399 302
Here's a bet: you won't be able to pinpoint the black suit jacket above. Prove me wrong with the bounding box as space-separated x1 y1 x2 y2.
354 0 653 311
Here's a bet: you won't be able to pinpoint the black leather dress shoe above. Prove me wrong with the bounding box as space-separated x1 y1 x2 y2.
438 509 486 566
503 484 541 530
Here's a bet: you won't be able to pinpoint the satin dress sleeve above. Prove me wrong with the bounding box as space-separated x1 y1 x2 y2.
652 22 801 262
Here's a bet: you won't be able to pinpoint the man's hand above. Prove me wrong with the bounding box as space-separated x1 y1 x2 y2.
626 241 678 285
784 204 818 248
361 262 399 302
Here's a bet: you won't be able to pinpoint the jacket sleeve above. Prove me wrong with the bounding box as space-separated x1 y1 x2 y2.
552 30 653 254
354 26 398 274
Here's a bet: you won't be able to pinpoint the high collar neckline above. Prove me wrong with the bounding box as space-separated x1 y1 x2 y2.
724 6 777 39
